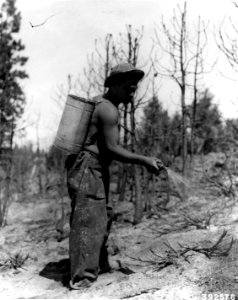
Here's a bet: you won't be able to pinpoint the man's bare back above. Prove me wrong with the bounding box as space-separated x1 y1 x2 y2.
84 96 119 166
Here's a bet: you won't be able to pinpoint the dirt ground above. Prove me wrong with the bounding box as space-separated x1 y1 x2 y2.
1 158 238 299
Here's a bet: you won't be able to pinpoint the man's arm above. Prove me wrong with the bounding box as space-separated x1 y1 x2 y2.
98 102 162 172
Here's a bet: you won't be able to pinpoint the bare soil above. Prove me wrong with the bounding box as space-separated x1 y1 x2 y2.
1 157 238 299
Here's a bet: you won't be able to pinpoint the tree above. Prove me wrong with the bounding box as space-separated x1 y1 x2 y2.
0 0 28 226
76 33 115 98
220 118 238 152
190 89 223 154
137 96 170 212
0 0 28 151
12 144 34 197
154 1 209 174
138 96 170 157
116 25 146 224
168 112 182 159
217 1 238 72
189 16 209 168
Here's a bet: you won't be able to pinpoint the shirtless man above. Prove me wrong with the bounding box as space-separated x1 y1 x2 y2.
66 63 164 289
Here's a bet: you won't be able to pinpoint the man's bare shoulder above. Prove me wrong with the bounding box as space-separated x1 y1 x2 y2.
96 100 118 125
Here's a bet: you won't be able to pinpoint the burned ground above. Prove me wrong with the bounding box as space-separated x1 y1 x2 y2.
0 154 238 299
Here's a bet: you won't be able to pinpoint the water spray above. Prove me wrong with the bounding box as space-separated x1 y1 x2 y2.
156 161 191 199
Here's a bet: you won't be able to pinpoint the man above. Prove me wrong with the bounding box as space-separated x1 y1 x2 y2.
66 63 164 289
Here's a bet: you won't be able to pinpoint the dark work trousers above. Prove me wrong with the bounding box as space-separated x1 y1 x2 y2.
66 151 113 284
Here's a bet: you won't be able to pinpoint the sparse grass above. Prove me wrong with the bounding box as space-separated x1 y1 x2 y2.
127 231 234 272
181 211 217 230
177 230 234 259
148 209 219 237
126 240 191 272
202 161 236 198
126 251 175 271
0 252 30 271
148 224 183 237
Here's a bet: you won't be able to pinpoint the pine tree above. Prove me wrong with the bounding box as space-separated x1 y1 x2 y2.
0 0 28 152
191 89 223 154
0 0 28 226
138 96 170 158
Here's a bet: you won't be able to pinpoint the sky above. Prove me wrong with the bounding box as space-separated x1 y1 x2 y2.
3 0 238 149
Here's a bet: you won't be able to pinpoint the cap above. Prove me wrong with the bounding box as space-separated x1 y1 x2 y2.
104 63 145 87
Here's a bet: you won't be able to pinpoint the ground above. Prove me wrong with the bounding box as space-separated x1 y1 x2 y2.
0 155 238 300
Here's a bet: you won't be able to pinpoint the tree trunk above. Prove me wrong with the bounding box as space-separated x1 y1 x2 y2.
145 171 151 213
130 101 143 224
133 165 142 224
118 165 128 202
181 95 188 175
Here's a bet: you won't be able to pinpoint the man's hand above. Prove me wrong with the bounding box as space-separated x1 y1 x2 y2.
145 157 165 174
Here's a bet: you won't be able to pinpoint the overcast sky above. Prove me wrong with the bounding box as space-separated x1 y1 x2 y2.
4 0 238 148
